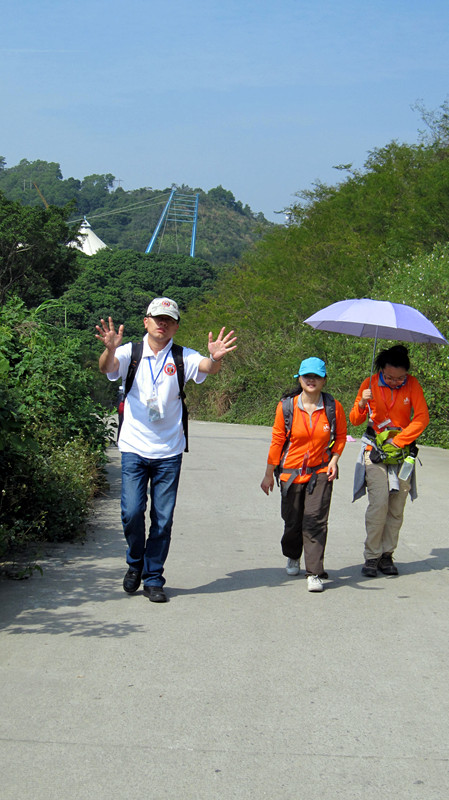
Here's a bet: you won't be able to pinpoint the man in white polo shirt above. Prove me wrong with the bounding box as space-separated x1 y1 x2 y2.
96 297 236 603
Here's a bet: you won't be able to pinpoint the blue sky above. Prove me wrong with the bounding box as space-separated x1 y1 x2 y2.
2 0 449 221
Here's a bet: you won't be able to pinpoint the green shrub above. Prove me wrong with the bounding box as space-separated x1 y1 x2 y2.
0 297 110 557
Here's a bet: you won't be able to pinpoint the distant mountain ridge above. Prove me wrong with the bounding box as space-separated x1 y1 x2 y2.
0 158 275 265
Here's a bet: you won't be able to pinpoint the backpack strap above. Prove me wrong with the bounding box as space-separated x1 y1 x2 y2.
117 341 143 441
125 341 144 396
321 391 336 459
273 396 294 486
171 343 189 453
275 391 337 494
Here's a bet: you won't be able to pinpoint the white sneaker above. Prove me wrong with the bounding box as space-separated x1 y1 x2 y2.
307 575 324 592
286 558 300 576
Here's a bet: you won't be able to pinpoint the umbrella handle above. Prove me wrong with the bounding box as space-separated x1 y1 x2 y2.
367 327 379 417
368 327 379 388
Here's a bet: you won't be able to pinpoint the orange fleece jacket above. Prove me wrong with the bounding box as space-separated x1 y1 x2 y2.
267 396 347 484
349 374 429 448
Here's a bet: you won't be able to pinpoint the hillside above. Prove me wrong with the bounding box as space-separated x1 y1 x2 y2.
0 159 274 265
177 110 449 447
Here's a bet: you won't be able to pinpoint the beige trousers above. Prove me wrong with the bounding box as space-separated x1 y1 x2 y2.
363 451 411 560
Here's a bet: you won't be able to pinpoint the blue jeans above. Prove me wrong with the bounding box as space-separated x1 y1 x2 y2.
120 452 183 587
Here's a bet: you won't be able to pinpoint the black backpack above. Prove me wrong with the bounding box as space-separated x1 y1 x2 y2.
117 341 189 451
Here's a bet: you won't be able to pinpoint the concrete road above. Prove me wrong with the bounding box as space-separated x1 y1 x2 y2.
1 421 448 799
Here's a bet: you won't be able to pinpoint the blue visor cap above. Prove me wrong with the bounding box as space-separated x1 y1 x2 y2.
294 357 326 378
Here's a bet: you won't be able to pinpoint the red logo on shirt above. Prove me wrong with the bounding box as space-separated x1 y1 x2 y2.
164 363 177 376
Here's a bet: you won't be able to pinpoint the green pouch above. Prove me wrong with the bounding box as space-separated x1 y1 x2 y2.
375 430 409 465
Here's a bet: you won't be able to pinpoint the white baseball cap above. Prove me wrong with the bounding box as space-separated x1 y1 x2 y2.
146 297 180 321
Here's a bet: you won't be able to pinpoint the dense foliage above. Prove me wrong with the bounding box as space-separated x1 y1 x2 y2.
54 249 220 342
0 191 79 305
0 159 273 266
0 298 110 557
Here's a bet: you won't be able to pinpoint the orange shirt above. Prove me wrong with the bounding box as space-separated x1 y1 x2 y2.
349 373 429 448
267 395 347 484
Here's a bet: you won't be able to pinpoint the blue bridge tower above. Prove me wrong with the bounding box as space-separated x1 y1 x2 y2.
145 188 200 257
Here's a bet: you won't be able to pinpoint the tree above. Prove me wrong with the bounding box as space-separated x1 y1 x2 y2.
0 191 79 305
54 249 219 341
77 173 116 214
413 98 449 149
0 158 81 207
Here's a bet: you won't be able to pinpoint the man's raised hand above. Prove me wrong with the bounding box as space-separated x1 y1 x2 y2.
208 327 237 361
95 317 124 351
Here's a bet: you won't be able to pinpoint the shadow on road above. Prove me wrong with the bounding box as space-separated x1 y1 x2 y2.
167 547 449 597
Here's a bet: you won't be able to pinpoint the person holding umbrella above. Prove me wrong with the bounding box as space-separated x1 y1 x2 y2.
350 344 429 577
260 357 347 592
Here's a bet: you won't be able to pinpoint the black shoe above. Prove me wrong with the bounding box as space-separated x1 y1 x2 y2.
123 568 142 594
378 553 399 575
143 585 167 603
362 558 378 577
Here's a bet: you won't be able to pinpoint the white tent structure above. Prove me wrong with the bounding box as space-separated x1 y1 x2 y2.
68 217 108 256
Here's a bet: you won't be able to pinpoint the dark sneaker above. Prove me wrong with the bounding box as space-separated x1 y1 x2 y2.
378 553 399 575
362 558 378 577
143 585 167 603
123 568 142 594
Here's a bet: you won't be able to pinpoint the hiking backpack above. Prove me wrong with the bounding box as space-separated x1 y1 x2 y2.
275 391 337 494
117 341 189 451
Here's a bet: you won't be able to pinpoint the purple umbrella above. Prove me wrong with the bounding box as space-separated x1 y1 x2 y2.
304 298 447 376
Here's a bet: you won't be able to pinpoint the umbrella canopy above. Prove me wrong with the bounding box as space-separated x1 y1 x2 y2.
304 299 447 345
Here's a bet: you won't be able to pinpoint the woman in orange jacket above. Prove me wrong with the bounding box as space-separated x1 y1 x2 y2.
349 344 429 577
261 357 347 592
